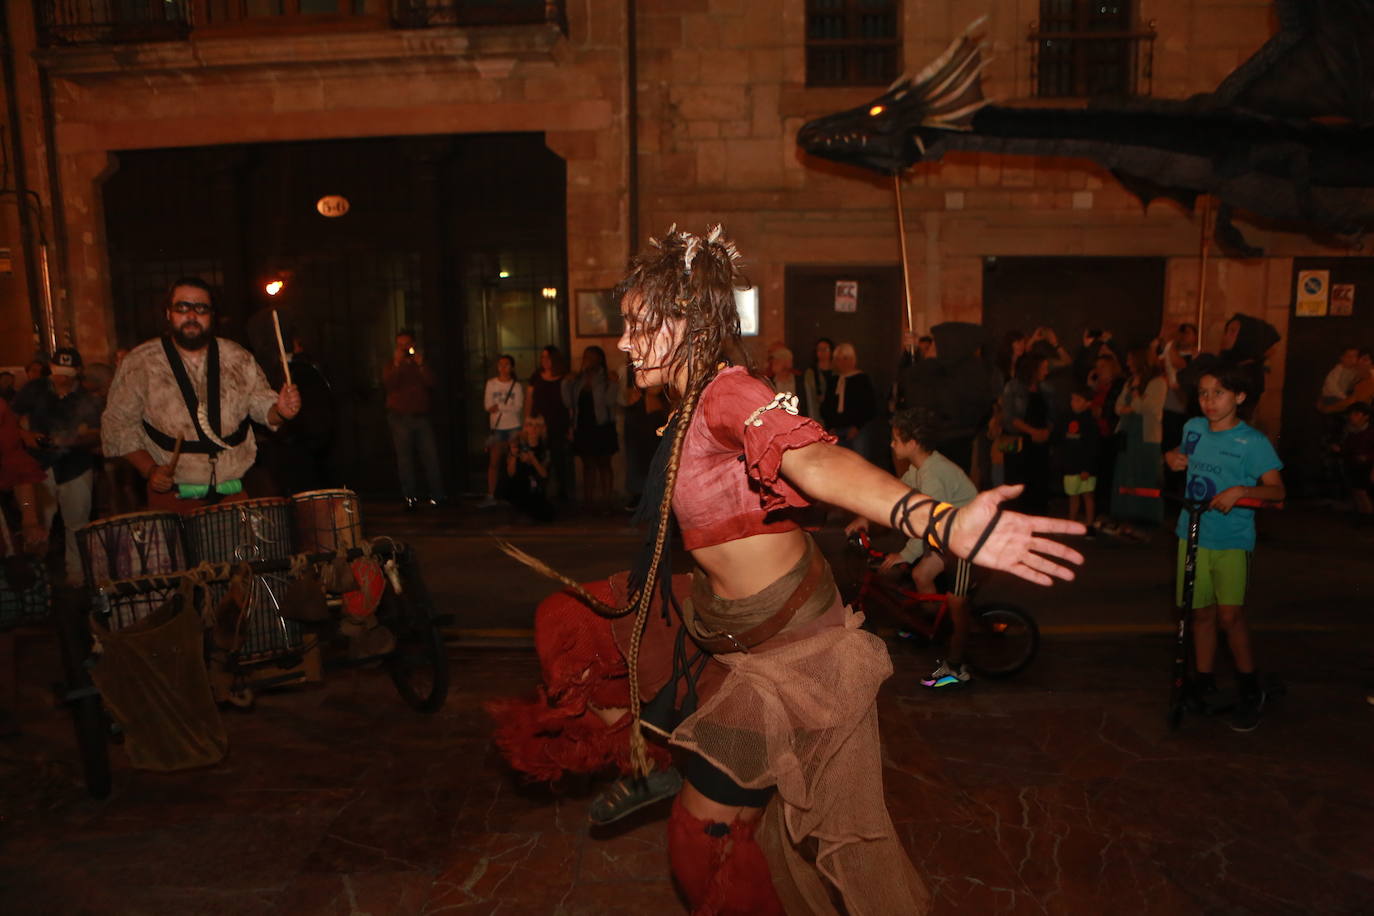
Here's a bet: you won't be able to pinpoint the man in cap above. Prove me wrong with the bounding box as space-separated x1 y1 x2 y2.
41 347 102 583
101 277 301 513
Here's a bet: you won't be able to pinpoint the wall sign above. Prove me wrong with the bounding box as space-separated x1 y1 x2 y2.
1295 269 1329 317
1331 283 1355 317
316 195 350 218
834 280 858 313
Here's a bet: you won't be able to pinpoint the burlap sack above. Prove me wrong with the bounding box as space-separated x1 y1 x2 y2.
89 584 228 771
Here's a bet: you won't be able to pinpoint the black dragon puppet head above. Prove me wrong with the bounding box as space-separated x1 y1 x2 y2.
796 17 990 175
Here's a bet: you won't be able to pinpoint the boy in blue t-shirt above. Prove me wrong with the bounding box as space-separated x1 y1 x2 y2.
1164 363 1284 732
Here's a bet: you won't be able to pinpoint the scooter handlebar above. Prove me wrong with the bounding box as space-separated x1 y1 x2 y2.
1117 486 1283 511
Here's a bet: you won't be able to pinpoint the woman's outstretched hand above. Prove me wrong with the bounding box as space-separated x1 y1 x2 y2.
947 485 1086 586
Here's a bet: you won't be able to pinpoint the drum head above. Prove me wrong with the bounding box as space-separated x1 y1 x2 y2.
291 489 359 503
78 510 182 536
187 497 291 519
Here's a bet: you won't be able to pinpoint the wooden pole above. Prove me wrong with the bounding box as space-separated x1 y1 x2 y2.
1195 195 1211 341
893 173 916 344
271 310 293 388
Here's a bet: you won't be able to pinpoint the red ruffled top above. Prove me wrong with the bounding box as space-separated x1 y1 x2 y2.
674 367 835 550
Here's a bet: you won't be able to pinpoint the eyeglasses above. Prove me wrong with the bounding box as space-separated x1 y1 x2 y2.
171 301 213 316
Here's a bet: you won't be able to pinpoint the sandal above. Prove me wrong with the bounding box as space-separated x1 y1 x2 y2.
587 767 683 826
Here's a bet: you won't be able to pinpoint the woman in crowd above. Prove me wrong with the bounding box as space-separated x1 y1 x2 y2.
1001 352 1052 512
821 341 877 453
482 354 524 508
567 345 619 511
802 337 834 424
526 345 573 500
986 331 1031 488
498 414 554 523
1089 350 1127 522
1109 344 1167 536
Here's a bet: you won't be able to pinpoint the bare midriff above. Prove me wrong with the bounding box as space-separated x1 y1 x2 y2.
689 528 809 600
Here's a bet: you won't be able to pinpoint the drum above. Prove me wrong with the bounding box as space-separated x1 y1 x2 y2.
184 498 300 660
291 489 364 554
78 511 188 631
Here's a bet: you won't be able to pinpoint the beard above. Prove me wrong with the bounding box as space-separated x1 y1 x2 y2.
171 321 209 350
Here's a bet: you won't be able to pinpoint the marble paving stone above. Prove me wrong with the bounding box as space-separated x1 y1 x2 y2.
423 831 580 913
269 871 433 915
552 880 685 914
5 636 1374 915
303 788 470 874
576 814 670 883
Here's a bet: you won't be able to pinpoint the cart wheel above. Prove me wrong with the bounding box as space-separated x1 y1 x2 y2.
54 594 112 799
964 603 1039 679
380 551 450 714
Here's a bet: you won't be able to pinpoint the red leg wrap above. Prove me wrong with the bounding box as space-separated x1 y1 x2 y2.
667 796 784 916
486 582 669 782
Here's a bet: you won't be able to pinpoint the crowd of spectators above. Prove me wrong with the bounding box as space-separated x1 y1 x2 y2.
486 308 1361 534
2 346 117 584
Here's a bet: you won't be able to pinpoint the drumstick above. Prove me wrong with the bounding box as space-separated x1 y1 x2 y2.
272 310 293 388
168 435 184 474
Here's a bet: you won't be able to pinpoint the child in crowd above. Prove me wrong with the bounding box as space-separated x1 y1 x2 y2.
1334 401 1374 520
846 408 979 688
499 415 554 523
1060 385 1100 532
1164 364 1284 732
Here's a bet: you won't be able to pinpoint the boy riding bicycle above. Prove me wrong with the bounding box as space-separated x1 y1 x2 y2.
1163 362 1284 732
847 409 979 687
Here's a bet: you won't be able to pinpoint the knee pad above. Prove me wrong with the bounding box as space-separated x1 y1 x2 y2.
667 796 784 916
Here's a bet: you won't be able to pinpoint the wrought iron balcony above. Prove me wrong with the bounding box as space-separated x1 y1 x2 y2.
35 0 566 46
37 1 193 46
1028 20 1157 99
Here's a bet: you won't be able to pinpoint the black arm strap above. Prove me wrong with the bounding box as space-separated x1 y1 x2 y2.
964 506 1004 566
888 492 959 554
888 491 1004 564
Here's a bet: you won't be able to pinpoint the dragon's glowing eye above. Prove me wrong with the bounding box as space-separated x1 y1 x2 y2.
869 105 885 117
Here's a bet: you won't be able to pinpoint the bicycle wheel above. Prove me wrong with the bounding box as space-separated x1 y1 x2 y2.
53 593 112 800
380 551 451 714
964 603 1039 679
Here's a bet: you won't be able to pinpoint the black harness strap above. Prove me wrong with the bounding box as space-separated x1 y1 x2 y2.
142 419 249 454
152 336 248 454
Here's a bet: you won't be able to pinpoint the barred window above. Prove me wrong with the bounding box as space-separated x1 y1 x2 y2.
806 0 901 88
1033 1 1153 98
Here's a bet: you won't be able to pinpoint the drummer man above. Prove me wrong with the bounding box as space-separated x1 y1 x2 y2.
101 277 301 514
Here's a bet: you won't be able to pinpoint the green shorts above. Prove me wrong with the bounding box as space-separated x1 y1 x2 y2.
1063 474 1097 496
1175 541 1250 608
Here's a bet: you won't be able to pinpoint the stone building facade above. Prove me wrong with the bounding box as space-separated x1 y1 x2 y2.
0 0 1365 473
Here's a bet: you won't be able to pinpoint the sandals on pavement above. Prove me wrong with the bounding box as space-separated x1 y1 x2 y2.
587 767 683 826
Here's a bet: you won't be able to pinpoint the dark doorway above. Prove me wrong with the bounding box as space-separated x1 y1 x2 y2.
784 264 904 411
1279 257 1374 496
102 134 567 496
981 256 1166 357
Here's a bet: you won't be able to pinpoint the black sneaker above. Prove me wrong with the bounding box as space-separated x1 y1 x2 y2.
404 497 419 512
1229 690 1266 732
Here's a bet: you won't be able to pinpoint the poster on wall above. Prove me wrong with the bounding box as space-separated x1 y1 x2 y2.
834 280 858 313
1331 283 1356 317
1295 269 1330 316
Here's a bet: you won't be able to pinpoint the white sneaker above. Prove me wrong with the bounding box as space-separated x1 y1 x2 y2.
921 660 970 689
477 495 500 508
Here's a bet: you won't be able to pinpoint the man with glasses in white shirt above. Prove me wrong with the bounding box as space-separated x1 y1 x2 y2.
102 277 300 513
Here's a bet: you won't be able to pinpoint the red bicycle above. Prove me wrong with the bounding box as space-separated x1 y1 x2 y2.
847 530 1040 678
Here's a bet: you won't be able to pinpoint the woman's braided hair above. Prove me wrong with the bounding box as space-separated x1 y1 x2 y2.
498 225 748 776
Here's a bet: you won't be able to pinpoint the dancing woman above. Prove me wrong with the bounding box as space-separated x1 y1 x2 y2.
490 226 1084 915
